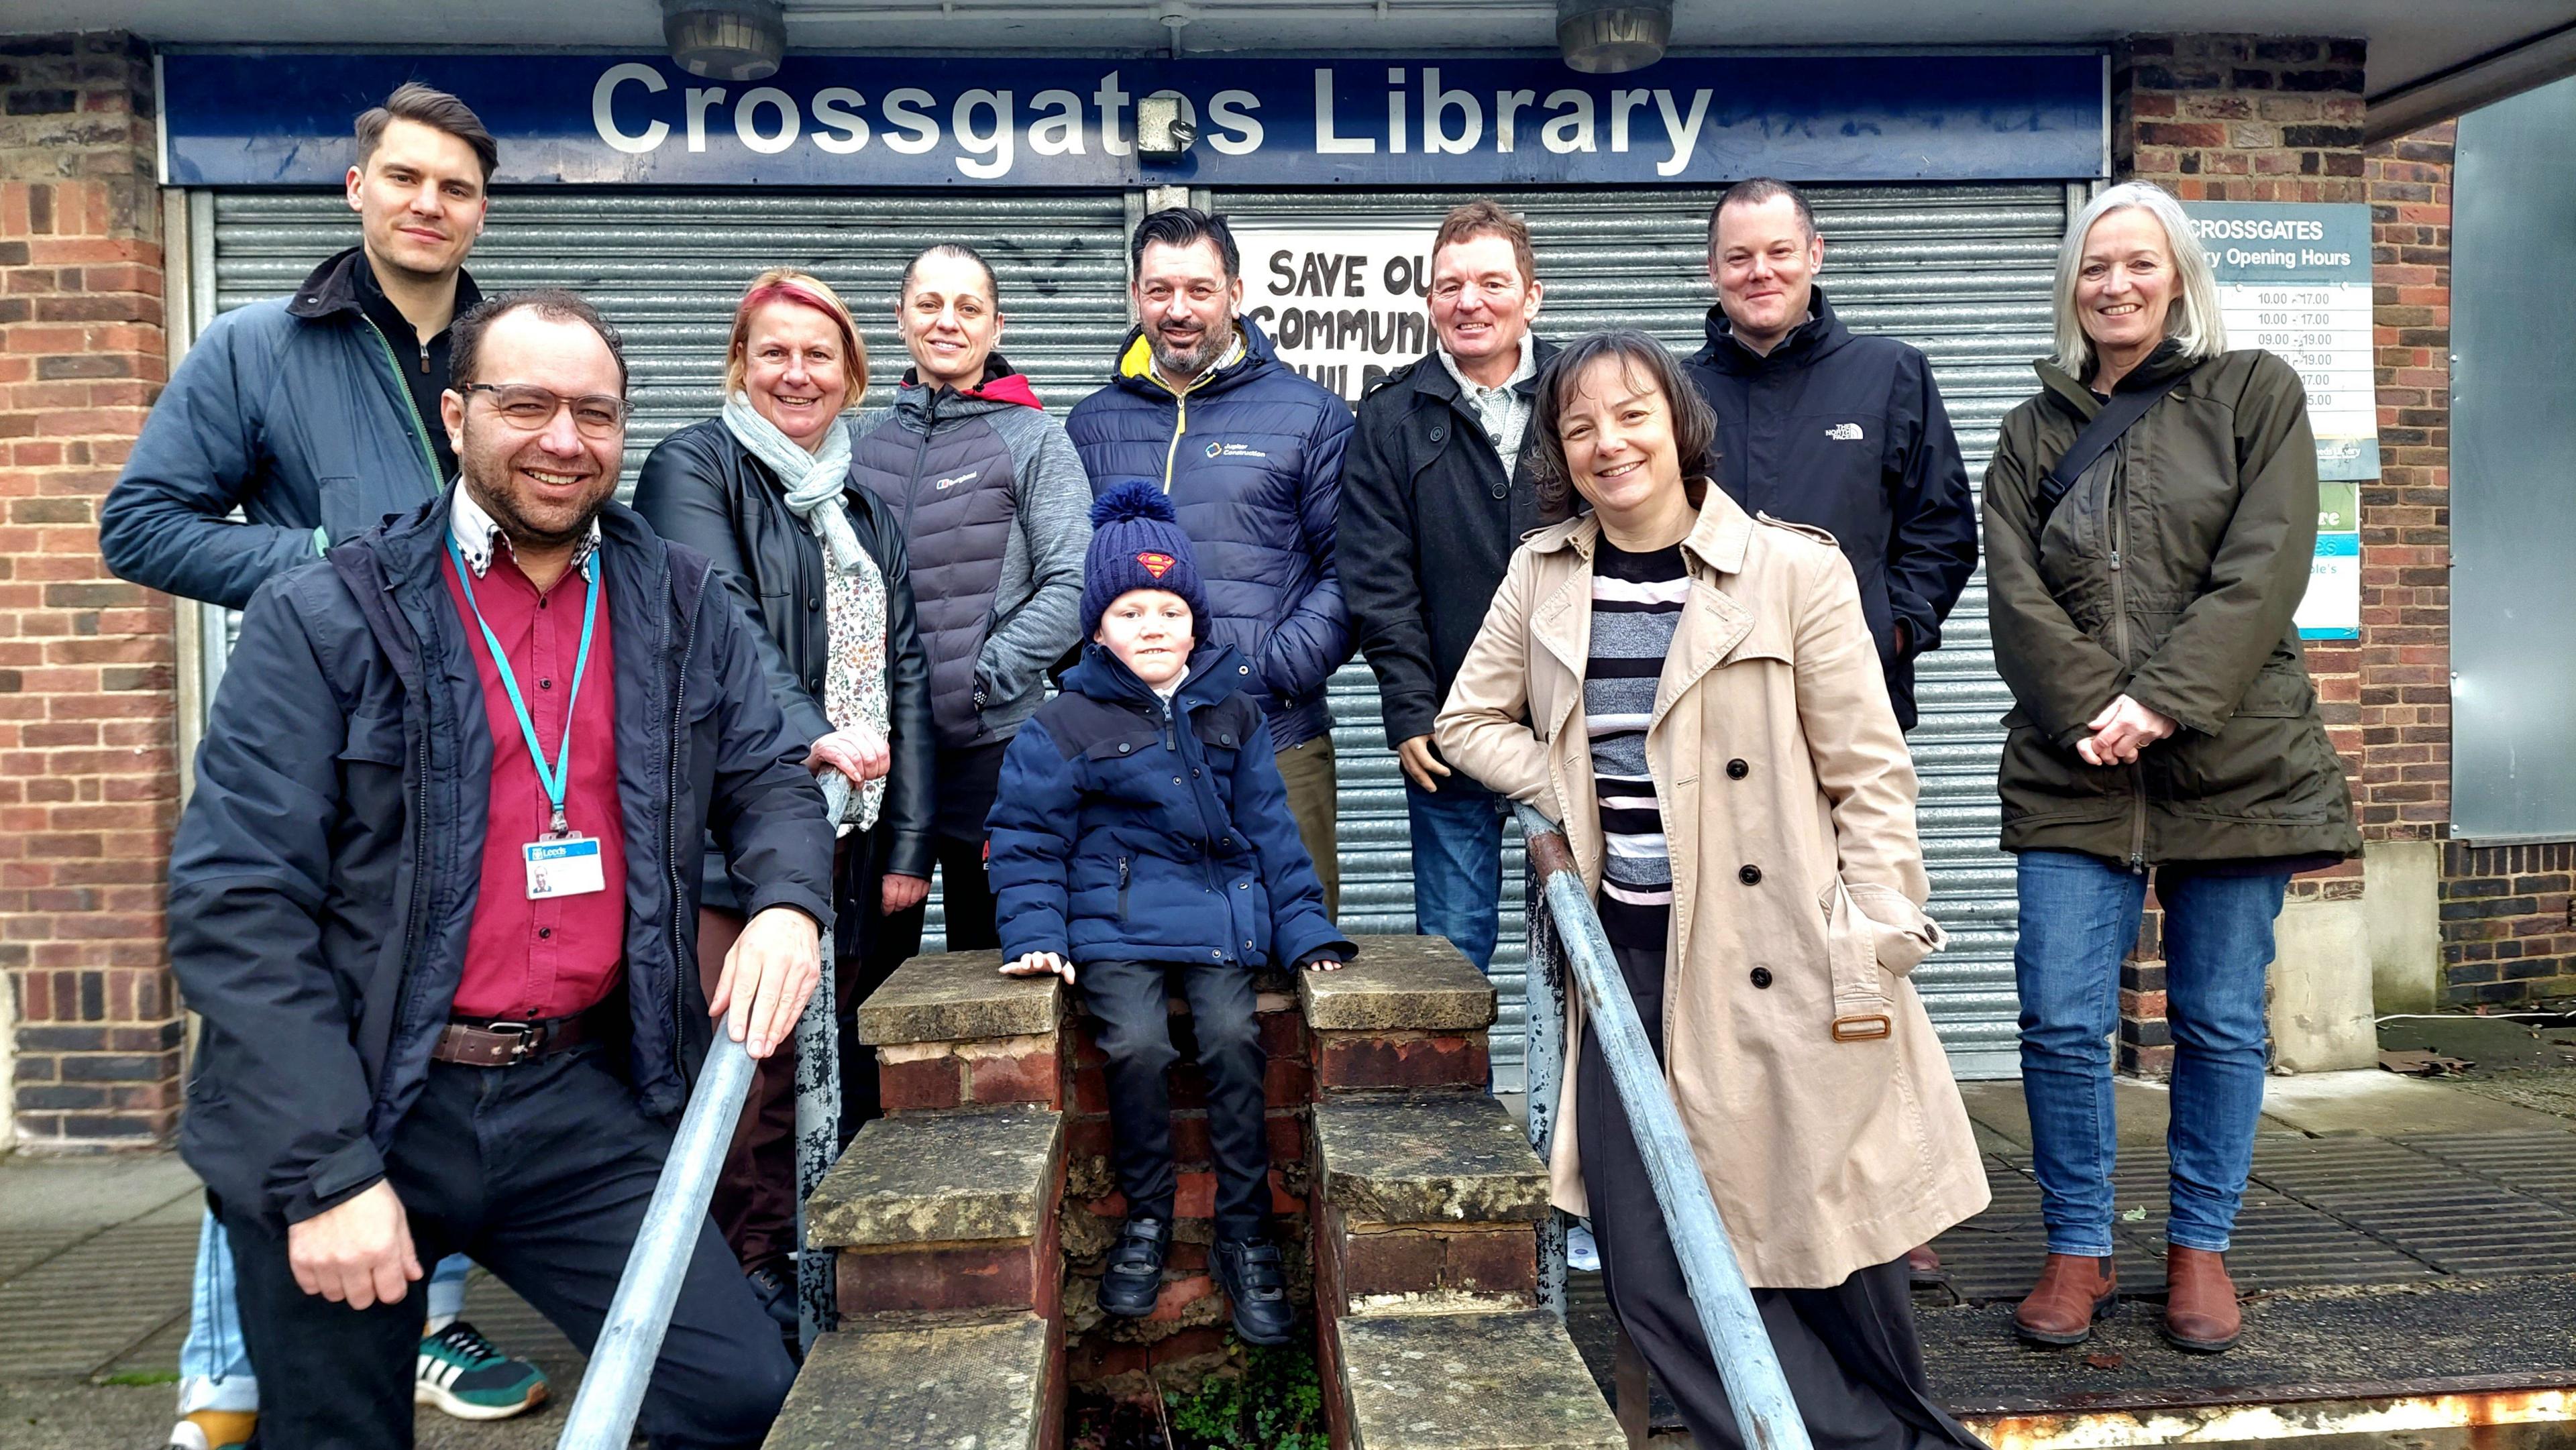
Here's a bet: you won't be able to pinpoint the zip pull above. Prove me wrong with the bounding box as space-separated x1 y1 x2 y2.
2110 547 2123 572
1162 700 1179 752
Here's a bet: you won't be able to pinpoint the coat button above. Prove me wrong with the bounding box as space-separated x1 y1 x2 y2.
1739 864 1762 885
1238 881 1250 890
1211 950 1223 960
1750 967 1772 989
1726 759 1749 779
1118 742 1132 753
1491 484 1507 499
807 598 820 611
1429 425 1446 442
1173 776 1184 785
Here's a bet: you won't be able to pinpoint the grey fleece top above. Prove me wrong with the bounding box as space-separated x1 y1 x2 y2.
849 368 1091 747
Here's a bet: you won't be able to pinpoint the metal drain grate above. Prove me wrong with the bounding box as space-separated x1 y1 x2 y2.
2396 1129 2576 1215
2247 1135 2576 1278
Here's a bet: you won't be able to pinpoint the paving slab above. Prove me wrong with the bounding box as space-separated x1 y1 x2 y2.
854 950 1061 1046
1958 1079 2304 1154
1338 1309 1623 1449
764 1314 1047 1450
1316 1093 1550 1225
0 1151 200 1231
1302 936 1496 1032
804 1106 1061 1247
2260 1070 2576 1137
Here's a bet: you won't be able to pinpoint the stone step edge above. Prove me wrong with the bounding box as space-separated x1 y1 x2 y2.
1313 1092 1552 1228
764 1310 1055 1450
1332 1308 1624 1450
806 1104 1065 1251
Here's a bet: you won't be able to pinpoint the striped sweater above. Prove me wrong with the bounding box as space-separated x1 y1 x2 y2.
1585 541 1688 950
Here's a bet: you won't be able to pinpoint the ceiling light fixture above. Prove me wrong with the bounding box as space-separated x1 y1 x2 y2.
1556 0 1672 74
663 0 788 81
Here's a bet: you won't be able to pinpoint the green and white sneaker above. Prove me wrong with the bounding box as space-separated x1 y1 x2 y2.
414 1319 550 1420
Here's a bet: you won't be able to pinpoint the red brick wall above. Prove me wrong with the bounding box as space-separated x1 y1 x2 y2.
0 32 184 1147
2360 121 2453 843
2107 35 2370 1073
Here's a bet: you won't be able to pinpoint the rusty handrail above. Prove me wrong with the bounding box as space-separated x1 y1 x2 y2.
1513 802 1813 1450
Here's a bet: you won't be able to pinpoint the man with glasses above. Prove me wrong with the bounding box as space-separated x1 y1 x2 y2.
99 85 555 1450
168 290 829 1450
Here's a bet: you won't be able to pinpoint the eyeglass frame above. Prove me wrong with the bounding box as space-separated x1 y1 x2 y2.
458 382 632 438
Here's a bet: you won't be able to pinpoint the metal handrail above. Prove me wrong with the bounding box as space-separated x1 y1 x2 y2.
555 771 850 1449
1512 801 1813 1450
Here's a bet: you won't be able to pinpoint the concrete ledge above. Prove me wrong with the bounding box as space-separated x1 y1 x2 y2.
1338 1310 1623 1449
1316 1093 1550 1225
763 1313 1051 1450
1302 936 1497 1032
806 1106 1065 1248
857 950 1063 1046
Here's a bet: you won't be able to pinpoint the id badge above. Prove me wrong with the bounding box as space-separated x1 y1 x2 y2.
525 835 606 899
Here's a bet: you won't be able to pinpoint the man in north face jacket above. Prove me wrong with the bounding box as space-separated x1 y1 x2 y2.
1064 209 1355 915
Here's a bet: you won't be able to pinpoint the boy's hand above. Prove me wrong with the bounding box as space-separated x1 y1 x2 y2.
1300 954 1346 972
1002 951 1077 985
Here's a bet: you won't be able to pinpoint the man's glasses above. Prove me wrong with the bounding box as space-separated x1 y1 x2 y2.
462 384 630 439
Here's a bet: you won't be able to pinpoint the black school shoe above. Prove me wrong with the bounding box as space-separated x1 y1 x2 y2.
1099 1217 1171 1318
1214 1238 1295 1345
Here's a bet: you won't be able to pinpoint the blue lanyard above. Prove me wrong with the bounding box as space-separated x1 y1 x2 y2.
445 535 600 838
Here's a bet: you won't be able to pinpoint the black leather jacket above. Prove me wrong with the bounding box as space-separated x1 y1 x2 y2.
636 419 935 891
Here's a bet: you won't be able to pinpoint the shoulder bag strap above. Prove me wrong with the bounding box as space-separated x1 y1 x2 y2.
2033 370 2189 527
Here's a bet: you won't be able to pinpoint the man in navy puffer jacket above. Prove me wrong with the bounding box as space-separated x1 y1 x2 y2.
1064 209 1356 913
990 482 1352 1347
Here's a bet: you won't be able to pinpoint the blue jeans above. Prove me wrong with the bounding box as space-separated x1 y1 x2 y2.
2014 850 2288 1258
178 1211 473 1415
1405 779 1503 972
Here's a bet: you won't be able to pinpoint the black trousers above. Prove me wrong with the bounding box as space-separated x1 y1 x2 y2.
1578 942 1986 1450
1081 958 1271 1242
865 832 1002 965
218 1043 795 1450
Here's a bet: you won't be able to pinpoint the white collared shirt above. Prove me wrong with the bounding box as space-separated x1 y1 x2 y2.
450 486 602 581
1437 332 1539 463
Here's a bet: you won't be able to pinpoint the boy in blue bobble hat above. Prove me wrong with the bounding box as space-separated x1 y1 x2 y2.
990 480 1352 1346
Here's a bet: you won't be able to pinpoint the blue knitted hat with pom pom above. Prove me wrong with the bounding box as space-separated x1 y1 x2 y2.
1081 480 1210 638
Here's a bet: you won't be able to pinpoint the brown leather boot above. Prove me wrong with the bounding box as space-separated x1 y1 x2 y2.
2012 1253 2116 1346
2162 1245 2242 1353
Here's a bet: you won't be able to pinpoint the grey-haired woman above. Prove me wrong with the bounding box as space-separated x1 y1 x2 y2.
1984 182 2358 1354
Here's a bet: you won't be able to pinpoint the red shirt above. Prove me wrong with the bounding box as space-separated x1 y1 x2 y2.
440 547 628 1021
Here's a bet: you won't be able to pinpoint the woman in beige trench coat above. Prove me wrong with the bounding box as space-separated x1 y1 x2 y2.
1436 333 1990 1450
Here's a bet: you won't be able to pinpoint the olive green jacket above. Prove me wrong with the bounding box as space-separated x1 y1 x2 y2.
1982 345 2359 866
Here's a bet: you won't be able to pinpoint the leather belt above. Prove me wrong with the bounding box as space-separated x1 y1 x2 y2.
430 1011 599 1068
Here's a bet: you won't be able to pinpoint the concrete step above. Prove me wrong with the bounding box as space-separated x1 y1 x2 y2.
1333 1308 1624 1450
1313 1092 1551 1315
807 1104 1065 1321
1303 937 1499 1094
764 1313 1053 1450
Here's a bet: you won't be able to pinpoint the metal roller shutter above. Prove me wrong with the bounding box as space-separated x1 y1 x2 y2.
1214 184 2071 1080
204 188 1139 950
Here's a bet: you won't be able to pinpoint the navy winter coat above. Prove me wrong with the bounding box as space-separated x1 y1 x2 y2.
987 643 1353 972
1682 284 1978 730
1063 319 1354 750
101 249 474 610
166 492 833 1229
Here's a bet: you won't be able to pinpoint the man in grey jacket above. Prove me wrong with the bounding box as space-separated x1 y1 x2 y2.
101 84 490 609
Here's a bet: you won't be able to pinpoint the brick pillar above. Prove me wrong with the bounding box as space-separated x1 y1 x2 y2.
0 33 184 1147
2106 35 2371 1074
